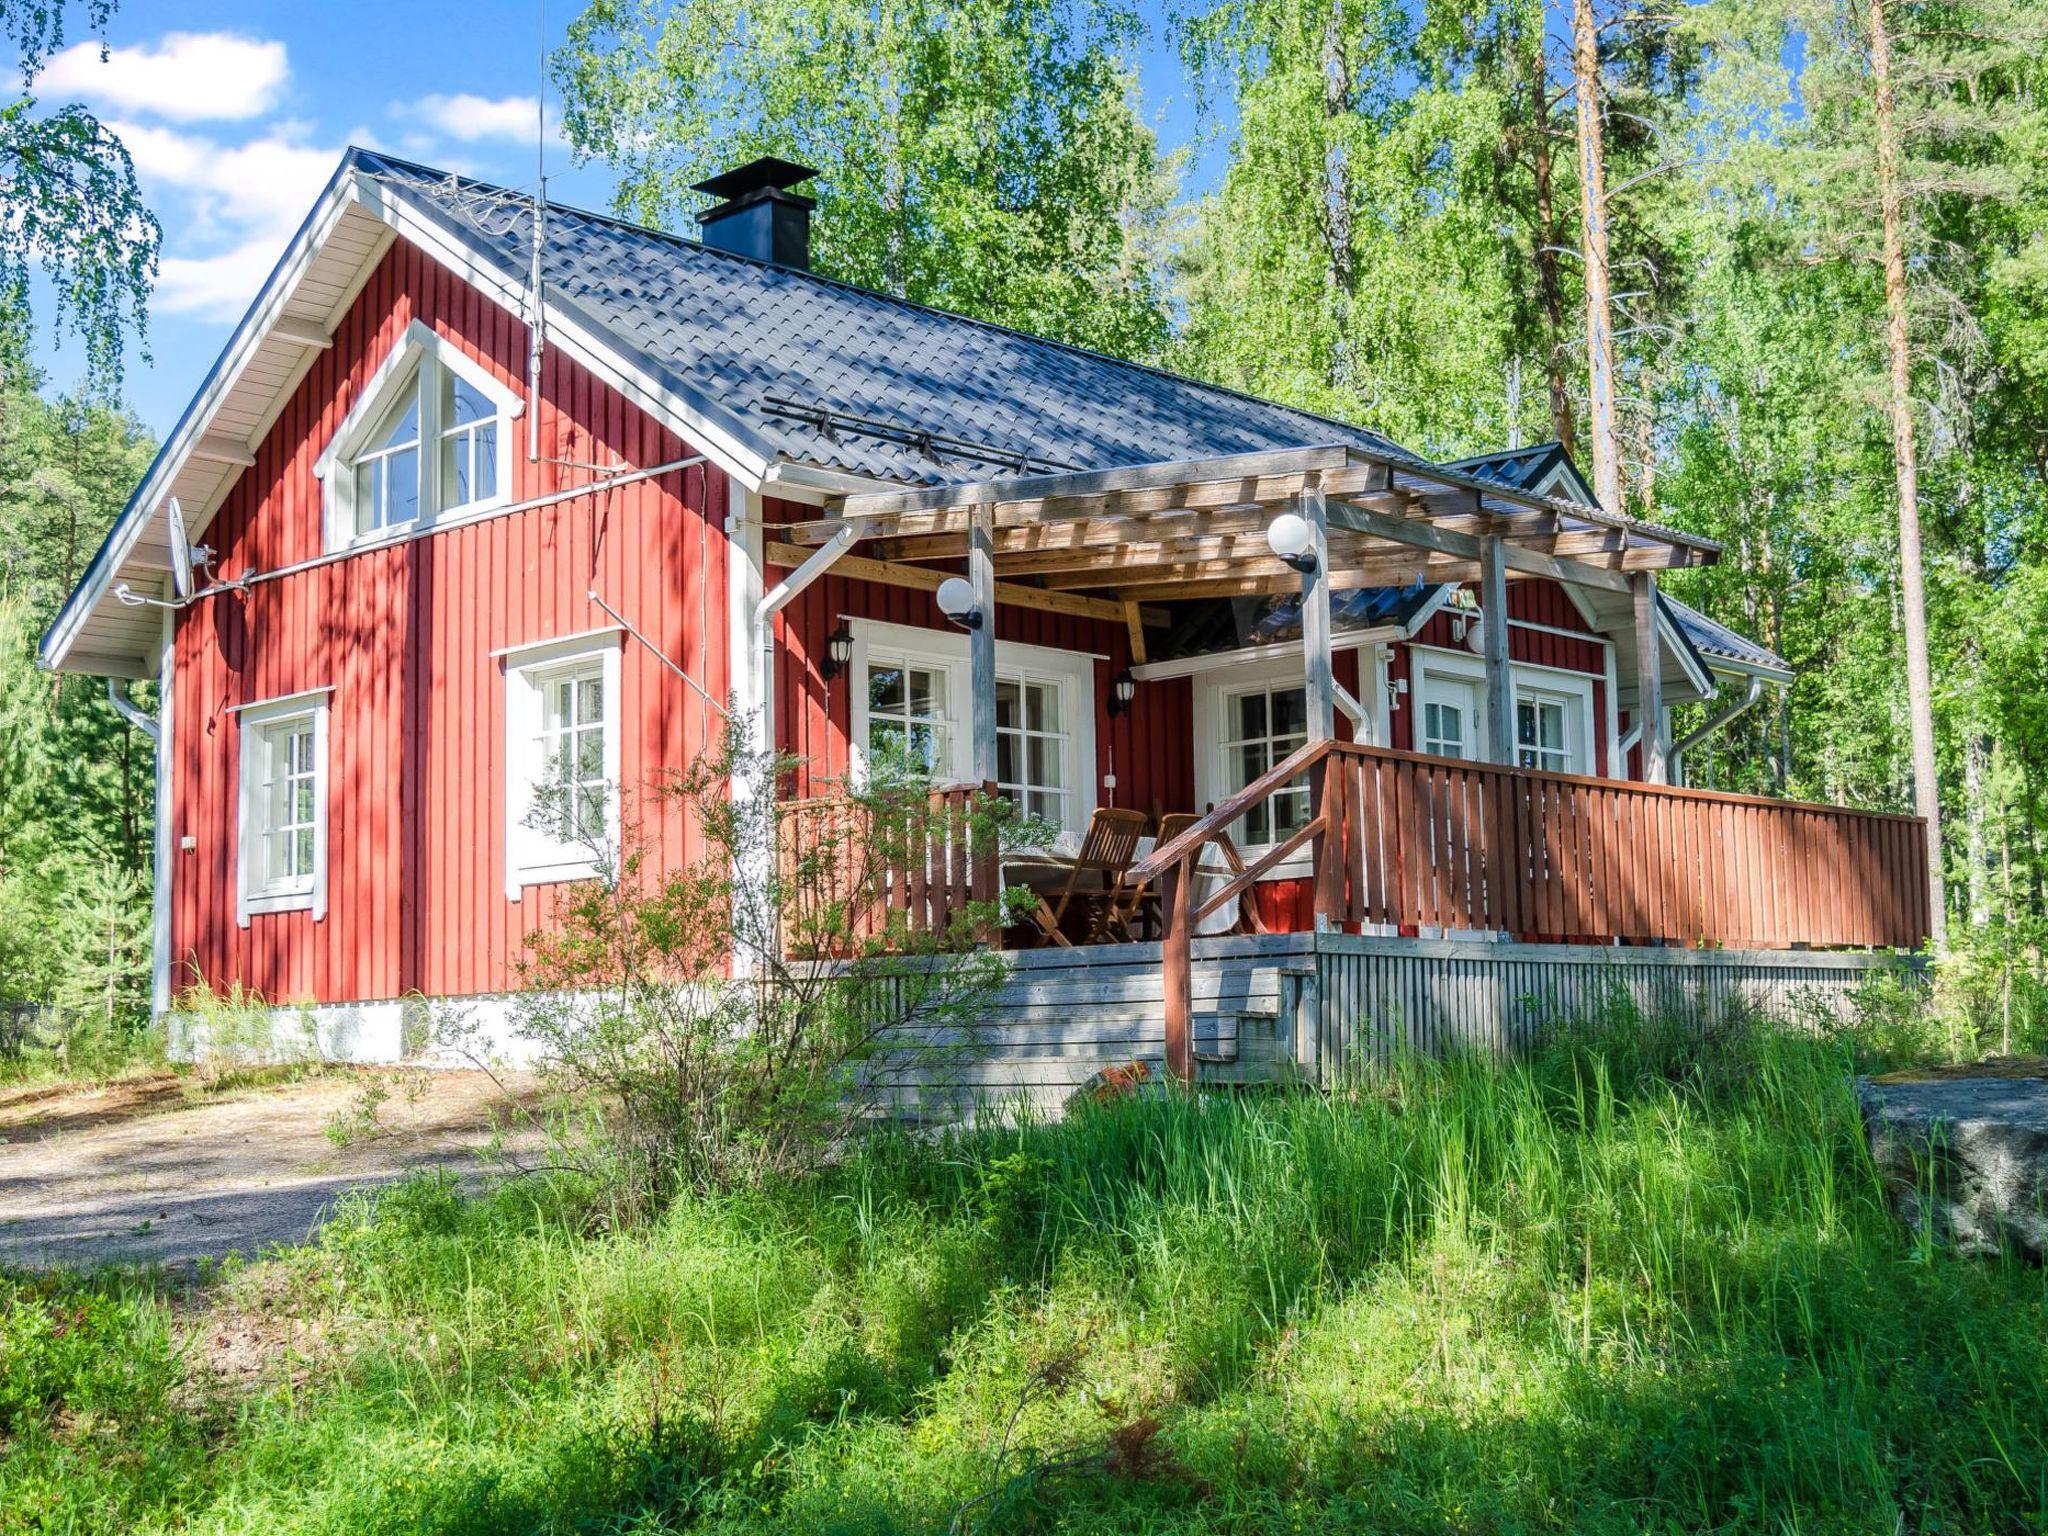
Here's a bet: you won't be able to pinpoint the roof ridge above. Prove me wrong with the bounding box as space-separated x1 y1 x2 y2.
352 146 1410 460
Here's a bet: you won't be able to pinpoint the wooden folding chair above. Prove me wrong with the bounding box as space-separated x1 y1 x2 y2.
1137 812 1268 938
1025 807 1150 947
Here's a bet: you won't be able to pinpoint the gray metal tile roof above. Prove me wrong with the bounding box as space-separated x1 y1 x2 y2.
355 149 1407 487
1441 443 1572 494
1661 595 1791 678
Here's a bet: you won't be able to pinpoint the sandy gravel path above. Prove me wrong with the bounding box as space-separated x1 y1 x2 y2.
0 1068 542 1272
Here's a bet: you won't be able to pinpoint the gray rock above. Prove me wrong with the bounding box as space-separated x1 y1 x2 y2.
1856 1066 2048 1260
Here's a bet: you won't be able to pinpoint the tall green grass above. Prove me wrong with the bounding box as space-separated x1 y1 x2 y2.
5 1014 2045 1534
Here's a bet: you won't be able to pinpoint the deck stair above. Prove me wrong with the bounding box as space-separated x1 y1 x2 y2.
873 939 1306 1120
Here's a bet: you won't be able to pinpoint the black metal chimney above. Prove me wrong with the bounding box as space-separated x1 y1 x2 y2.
693 156 818 270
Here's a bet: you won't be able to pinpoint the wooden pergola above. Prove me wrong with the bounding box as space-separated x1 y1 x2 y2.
781 443 1721 787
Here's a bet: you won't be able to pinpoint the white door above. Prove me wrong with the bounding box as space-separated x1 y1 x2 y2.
1417 672 1484 761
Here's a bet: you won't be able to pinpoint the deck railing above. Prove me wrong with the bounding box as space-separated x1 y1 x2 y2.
1130 738 1932 1081
779 781 996 956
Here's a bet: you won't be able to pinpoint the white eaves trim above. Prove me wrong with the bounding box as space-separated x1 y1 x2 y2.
45 153 782 677
41 160 370 674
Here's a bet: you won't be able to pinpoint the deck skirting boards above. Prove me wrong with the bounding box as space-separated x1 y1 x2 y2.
168 937 1920 1122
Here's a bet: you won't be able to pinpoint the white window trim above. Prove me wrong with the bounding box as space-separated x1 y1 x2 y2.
501 630 624 899
315 319 524 554
845 618 1098 835
1191 650 1389 879
1408 645 1598 777
234 687 331 927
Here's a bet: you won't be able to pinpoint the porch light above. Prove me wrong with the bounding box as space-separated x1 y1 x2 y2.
1265 511 1316 572
1108 668 1137 717
935 576 982 630
1463 617 1486 655
822 623 854 681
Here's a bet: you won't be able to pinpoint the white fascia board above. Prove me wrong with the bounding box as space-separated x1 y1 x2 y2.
42 160 367 673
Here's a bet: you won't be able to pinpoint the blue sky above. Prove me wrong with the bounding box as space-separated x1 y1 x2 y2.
29 3 1213 437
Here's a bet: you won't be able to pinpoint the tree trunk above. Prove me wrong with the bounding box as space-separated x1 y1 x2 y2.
1869 0 1947 950
1524 35 1576 448
1570 0 1620 511
1321 0 1357 393
1963 728 1990 925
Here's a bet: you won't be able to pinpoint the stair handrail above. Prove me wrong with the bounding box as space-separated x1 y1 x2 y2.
1130 736 1335 886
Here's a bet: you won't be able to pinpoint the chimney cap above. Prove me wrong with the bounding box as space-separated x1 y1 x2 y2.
691 155 818 202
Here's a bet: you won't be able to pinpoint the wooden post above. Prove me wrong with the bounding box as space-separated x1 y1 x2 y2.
967 501 1001 934
1633 571 1667 785
1299 482 1335 746
1300 482 1336 933
969 499 999 786
1162 855 1193 1084
1480 534 1512 766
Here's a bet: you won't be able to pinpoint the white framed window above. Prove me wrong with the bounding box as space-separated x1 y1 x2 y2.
1411 645 1596 777
846 619 1096 835
1219 681 1311 848
234 688 331 926
500 629 623 897
1190 651 1390 873
1515 694 1572 773
316 319 521 551
997 677 1069 826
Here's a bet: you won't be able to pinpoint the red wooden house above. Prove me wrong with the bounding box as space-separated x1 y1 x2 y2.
43 152 1926 1075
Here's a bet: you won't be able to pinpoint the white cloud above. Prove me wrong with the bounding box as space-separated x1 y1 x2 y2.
112 120 345 319
405 92 547 145
41 32 289 122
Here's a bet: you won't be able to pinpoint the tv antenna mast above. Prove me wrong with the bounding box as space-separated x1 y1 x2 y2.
525 0 548 464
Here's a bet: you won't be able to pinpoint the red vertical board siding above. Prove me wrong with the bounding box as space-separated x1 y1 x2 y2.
764 497 1195 819
169 239 729 1006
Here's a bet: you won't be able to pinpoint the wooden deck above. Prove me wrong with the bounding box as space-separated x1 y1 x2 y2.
867 932 1916 1121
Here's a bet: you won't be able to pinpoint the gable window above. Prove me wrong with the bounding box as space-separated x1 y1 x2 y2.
1219 682 1310 848
353 373 422 536
235 689 330 926
847 619 1096 835
318 319 520 551
501 631 622 897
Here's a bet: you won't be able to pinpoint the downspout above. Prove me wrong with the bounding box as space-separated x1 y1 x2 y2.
752 520 861 722
107 678 159 742
745 518 861 966
1669 676 1766 786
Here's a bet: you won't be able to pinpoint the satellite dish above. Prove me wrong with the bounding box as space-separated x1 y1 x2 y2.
166 498 196 600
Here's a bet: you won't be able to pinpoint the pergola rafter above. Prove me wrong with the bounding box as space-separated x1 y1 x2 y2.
788 444 1719 787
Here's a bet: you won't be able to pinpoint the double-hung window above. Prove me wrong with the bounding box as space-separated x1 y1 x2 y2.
1218 682 1311 848
502 632 622 896
319 320 519 550
848 620 1095 836
235 690 330 925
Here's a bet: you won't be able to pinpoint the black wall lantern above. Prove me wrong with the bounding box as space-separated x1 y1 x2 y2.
1108 668 1137 717
821 623 854 681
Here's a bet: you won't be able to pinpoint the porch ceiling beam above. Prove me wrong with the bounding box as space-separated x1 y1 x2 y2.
835 443 1364 519
763 540 1144 626
866 506 1276 563
1326 499 1635 593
